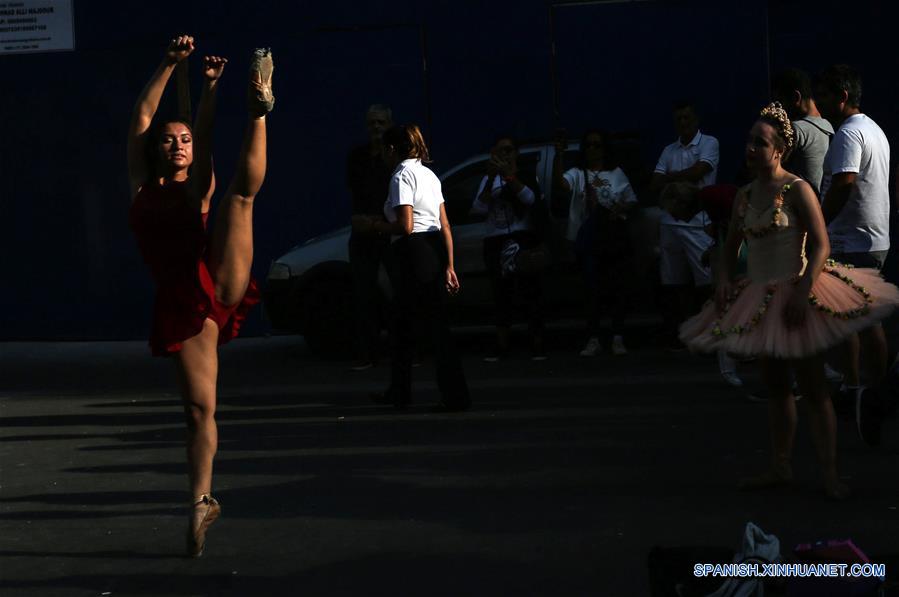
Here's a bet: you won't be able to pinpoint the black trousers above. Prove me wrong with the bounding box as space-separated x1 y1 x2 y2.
482 232 544 336
575 213 633 337
388 232 470 408
349 232 389 361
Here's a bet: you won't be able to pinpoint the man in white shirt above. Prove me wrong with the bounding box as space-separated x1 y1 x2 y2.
651 103 720 352
817 66 891 265
651 101 720 193
815 64 892 445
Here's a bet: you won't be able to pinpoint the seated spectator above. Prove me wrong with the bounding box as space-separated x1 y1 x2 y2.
470 135 546 361
552 129 638 356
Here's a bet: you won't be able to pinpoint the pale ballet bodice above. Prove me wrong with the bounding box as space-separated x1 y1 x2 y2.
738 182 807 283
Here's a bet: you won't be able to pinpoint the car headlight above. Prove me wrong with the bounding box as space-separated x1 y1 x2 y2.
268 262 291 281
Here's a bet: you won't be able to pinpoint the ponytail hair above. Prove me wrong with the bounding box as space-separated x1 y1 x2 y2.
383 124 431 163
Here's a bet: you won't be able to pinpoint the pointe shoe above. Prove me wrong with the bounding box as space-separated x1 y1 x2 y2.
186 494 221 558
248 48 274 117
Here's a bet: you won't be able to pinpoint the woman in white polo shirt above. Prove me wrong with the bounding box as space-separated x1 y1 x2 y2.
365 124 470 411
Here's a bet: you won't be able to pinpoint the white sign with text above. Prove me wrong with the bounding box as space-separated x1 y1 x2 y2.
0 0 73 54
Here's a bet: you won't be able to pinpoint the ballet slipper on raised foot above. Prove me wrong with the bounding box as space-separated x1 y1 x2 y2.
738 464 793 490
248 48 274 117
186 494 221 558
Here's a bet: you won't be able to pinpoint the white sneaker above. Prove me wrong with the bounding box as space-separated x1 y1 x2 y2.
717 352 742 387
823 363 844 383
579 336 601 357
611 335 627 356
721 371 744 387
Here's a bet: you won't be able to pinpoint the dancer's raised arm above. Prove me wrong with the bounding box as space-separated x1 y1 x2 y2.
127 35 194 196
192 55 227 204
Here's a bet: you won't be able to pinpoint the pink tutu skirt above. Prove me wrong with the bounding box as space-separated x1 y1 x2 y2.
680 262 899 359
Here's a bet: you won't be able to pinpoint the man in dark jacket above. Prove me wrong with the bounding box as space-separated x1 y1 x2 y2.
346 104 393 370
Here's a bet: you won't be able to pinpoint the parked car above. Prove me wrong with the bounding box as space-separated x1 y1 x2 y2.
264 137 664 356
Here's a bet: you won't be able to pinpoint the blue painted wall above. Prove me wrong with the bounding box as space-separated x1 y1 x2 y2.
0 0 893 340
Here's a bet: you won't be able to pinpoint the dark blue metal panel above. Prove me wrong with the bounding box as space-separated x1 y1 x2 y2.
0 0 892 340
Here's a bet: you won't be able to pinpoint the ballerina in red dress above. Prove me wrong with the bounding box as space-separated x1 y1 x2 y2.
127 35 275 556
680 103 899 499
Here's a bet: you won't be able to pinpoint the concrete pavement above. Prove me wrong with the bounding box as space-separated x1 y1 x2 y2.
1 335 898 596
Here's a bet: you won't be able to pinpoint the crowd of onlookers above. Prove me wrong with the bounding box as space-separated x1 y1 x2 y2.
345 64 896 439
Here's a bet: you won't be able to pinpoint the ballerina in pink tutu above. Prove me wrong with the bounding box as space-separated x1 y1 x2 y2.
680 102 899 499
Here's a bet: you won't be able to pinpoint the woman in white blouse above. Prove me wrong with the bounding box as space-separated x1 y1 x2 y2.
469 135 546 361
552 130 638 357
360 124 470 411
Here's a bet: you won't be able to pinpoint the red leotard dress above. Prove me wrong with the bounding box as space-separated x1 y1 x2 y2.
129 180 260 356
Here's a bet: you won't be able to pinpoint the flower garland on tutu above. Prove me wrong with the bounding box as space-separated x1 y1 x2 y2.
709 261 875 338
711 279 775 338
808 260 873 320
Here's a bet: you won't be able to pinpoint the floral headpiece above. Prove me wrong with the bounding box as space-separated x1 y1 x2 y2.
759 101 795 153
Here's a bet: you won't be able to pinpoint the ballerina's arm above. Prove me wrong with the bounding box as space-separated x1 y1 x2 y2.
783 180 830 328
191 55 227 204
127 36 195 197
790 180 830 289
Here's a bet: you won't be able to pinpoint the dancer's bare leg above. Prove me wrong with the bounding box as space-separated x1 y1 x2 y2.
208 116 266 306
740 356 795 488
173 318 219 509
794 354 848 499
208 52 272 306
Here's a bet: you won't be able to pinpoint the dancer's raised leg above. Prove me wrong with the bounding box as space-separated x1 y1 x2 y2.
208 49 273 306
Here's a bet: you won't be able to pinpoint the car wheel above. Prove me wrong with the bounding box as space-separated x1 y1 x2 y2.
302 275 354 358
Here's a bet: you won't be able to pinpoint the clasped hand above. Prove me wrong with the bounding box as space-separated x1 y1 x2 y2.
487 155 516 178
165 36 228 82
